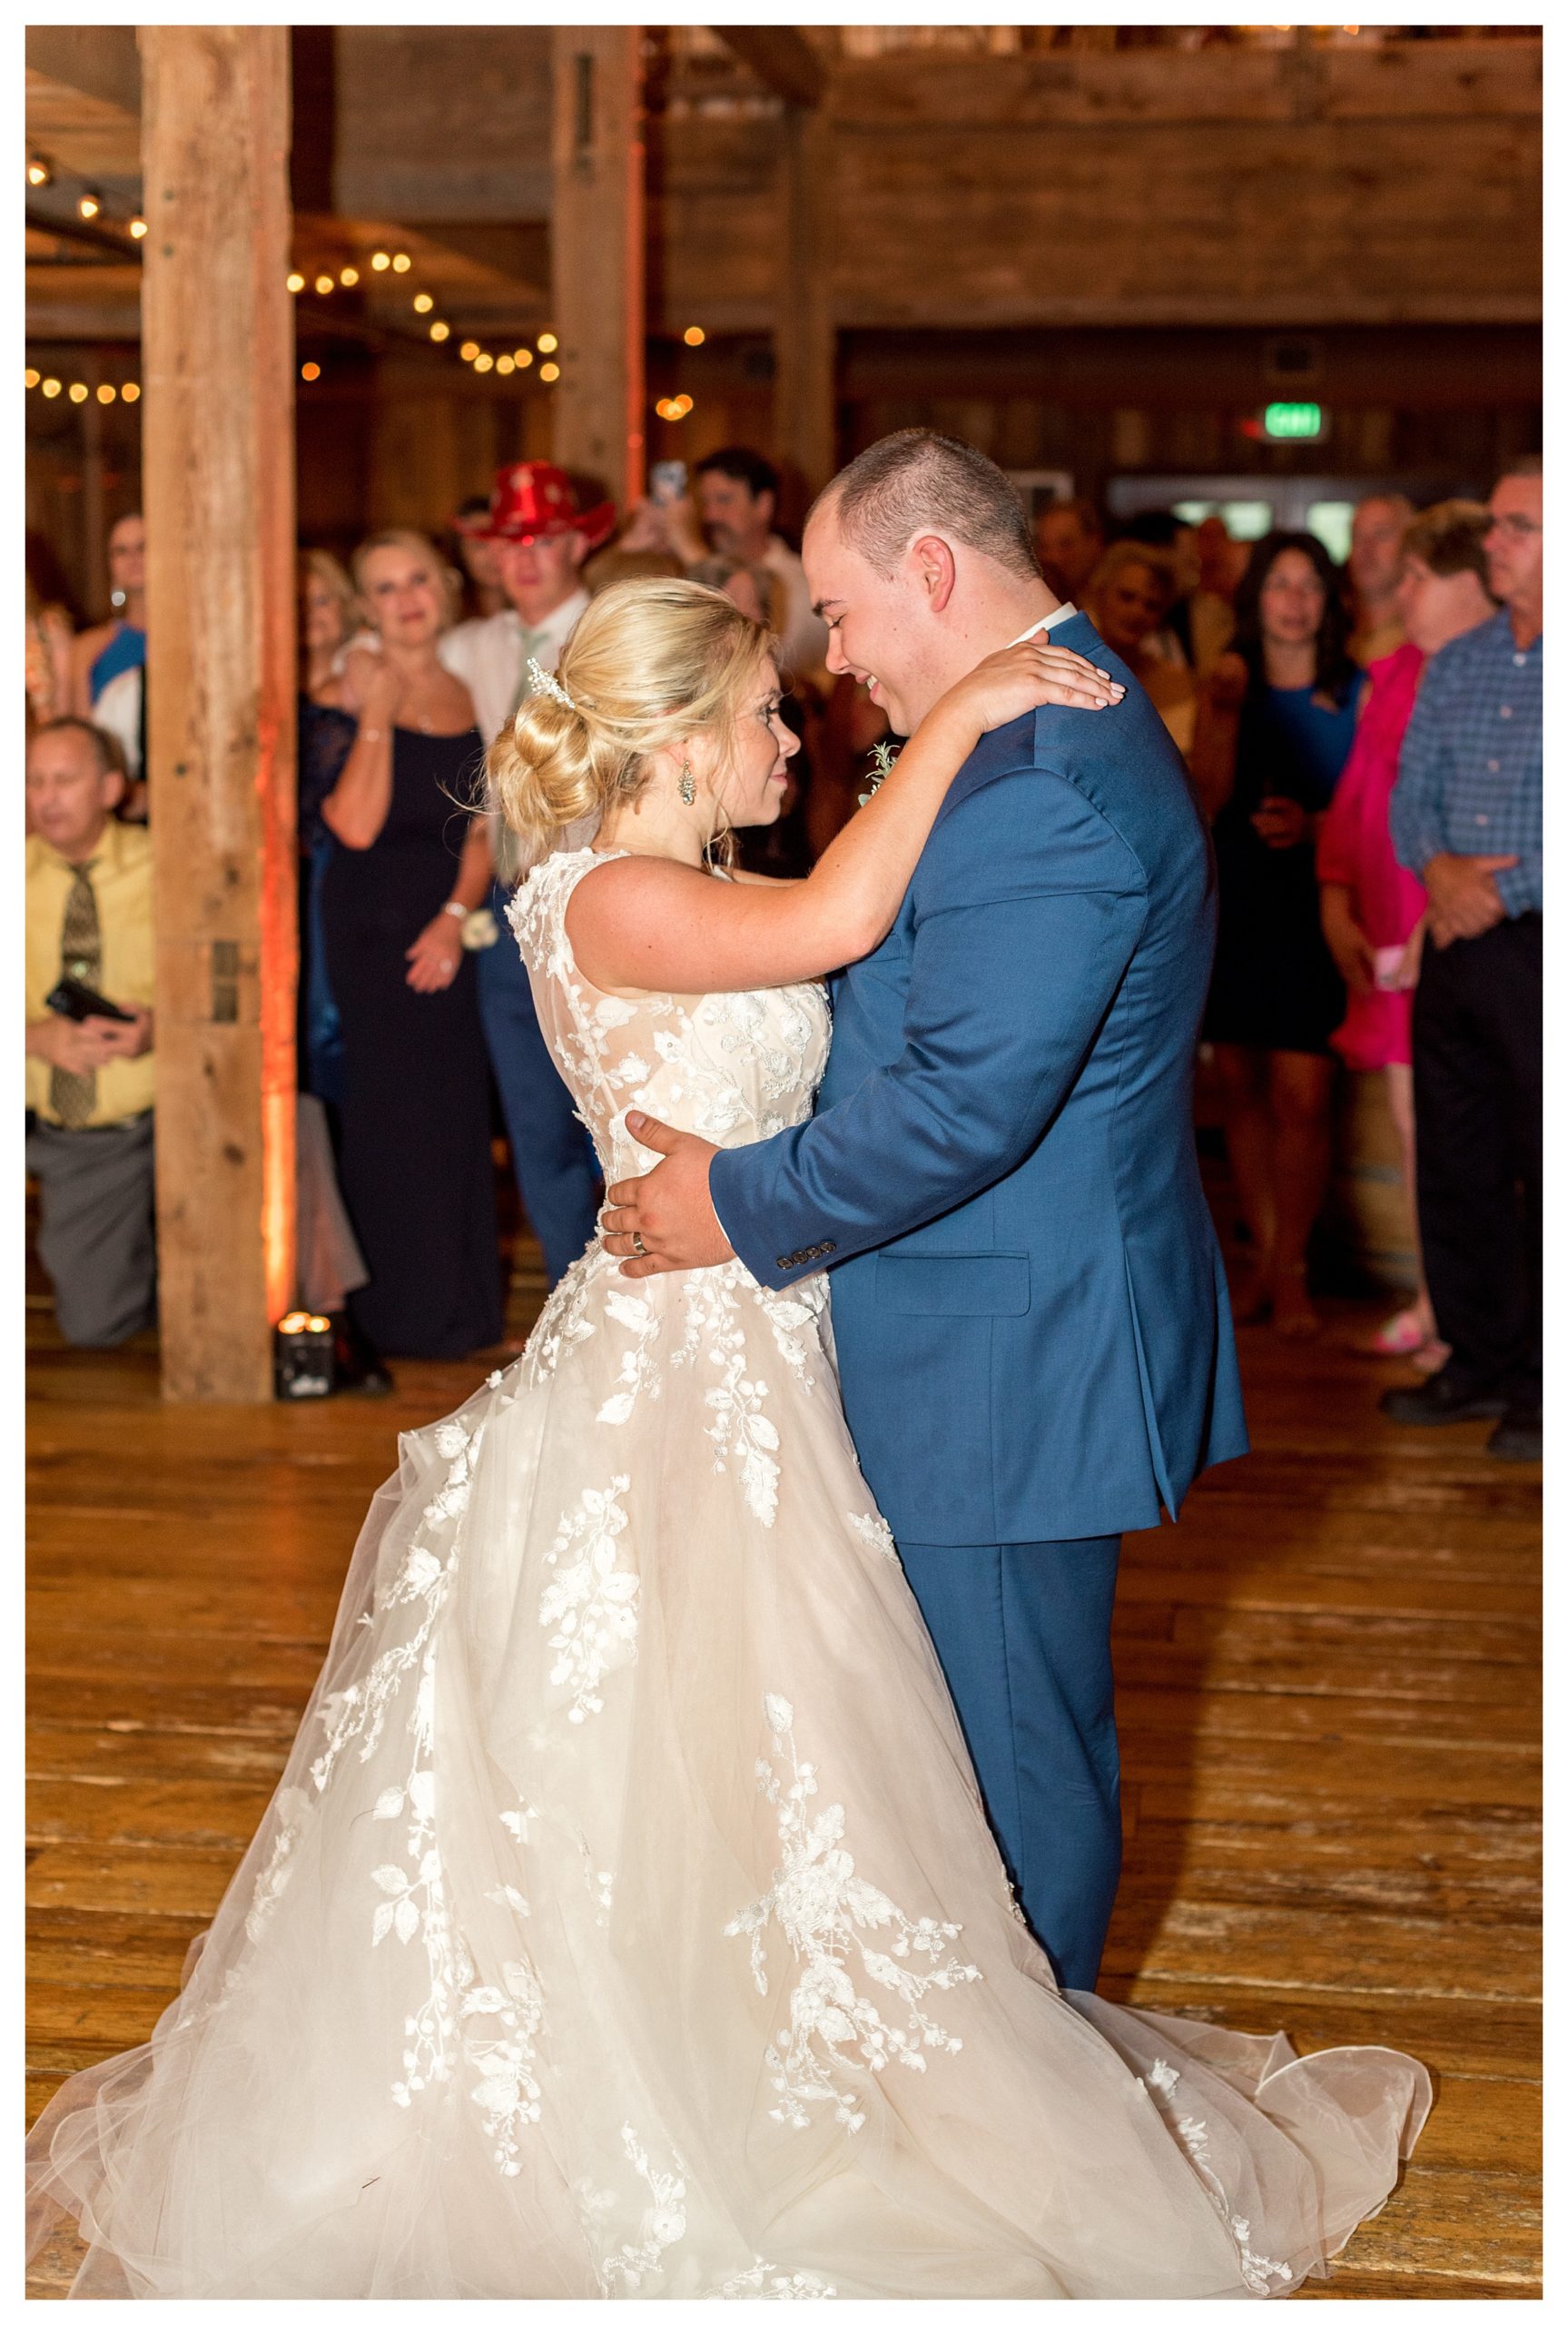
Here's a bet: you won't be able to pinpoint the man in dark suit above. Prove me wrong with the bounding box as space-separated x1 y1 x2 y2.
601 431 1247 1992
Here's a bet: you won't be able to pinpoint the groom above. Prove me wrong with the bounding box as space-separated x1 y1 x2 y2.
602 430 1247 1993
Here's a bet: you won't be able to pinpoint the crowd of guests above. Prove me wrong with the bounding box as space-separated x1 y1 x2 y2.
25 445 1541 1461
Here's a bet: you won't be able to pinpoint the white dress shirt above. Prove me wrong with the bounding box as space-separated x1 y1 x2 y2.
439 587 591 747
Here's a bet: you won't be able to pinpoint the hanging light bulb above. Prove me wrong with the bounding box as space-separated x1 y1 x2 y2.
286 272 306 293
537 331 558 354
27 157 51 188
68 381 89 402
495 353 516 375
413 292 433 313
42 378 62 399
339 264 360 288
459 340 480 362
95 382 116 404
313 273 334 295
473 352 495 373
122 381 140 402
370 251 390 272
301 361 321 383
539 361 560 383
683 325 705 347
129 217 147 239
25 368 39 390
429 320 450 342
77 192 102 221
391 252 411 273
514 348 534 369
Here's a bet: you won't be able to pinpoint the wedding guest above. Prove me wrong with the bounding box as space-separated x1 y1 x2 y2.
1119 510 1204 669
449 495 509 621
440 463 615 745
440 465 608 1288
297 553 360 1108
25 718 156 1347
686 554 784 632
1084 542 1198 756
1189 515 1242 673
1317 500 1494 1371
633 447 830 679
70 511 146 717
25 574 75 739
1347 492 1415 668
317 529 503 1360
1383 459 1542 1461
1032 494 1103 601
1193 532 1366 1338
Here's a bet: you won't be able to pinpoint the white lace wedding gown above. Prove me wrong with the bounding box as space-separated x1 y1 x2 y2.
27 846 1431 2299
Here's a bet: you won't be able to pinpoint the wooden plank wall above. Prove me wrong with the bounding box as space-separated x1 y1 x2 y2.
25 1272 1541 2296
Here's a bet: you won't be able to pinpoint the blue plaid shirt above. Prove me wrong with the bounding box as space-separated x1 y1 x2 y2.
1390 609 1542 917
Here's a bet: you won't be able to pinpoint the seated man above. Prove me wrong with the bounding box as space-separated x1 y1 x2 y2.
25 718 157 1346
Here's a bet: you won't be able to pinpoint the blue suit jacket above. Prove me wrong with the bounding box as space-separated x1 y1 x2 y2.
710 615 1248 1545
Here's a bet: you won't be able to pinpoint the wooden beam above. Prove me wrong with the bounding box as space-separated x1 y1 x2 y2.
773 106 835 497
714 28 825 110
139 27 298 1401
550 28 646 508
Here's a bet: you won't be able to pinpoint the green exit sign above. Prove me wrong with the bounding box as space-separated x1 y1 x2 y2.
1263 401 1326 441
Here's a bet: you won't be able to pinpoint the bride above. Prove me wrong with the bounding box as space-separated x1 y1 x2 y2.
27 579 1429 2298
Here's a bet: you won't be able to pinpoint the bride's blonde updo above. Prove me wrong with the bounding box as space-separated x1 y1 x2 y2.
488 577 775 861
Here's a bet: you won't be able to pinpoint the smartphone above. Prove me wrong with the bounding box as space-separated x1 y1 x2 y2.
649 460 688 506
44 977 135 1024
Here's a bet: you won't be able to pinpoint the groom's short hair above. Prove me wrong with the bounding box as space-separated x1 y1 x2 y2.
815 430 1040 582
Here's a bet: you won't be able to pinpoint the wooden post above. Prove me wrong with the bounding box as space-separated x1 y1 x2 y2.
140 27 298 1401
774 104 835 498
550 26 646 507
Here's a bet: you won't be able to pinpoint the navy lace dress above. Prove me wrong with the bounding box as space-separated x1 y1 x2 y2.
319 726 504 1359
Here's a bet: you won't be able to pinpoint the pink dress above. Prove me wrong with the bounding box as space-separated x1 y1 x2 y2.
1316 644 1427 1071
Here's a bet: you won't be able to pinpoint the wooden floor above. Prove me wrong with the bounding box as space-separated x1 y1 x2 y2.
25 1252 1541 2299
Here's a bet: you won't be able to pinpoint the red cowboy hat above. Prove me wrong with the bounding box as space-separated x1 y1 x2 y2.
455 462 616 551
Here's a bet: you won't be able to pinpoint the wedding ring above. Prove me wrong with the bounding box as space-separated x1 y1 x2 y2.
632 1232 648 1259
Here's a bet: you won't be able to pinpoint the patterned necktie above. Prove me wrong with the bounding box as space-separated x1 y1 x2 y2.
51 860 101 1128
508 628 554 722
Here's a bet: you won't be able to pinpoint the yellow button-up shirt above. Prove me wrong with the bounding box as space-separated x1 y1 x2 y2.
26 820 156 1127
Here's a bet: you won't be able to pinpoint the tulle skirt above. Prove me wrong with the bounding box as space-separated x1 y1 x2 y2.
27 1248 1431 2296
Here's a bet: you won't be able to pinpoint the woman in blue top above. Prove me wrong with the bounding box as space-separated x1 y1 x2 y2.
70 512 146 713
1194 531 1365 1341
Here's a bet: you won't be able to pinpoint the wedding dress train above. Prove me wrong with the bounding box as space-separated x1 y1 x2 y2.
25 847 1430 2298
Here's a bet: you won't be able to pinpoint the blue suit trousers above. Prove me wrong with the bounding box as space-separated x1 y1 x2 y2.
476 882 602 1288
895 1533 1123 1994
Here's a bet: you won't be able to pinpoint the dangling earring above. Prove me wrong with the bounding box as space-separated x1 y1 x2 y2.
678 761 696 806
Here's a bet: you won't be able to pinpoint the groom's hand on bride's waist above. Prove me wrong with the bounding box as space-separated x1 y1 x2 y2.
601 1113 734 1277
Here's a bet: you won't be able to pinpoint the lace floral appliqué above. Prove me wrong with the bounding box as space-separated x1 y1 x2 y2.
725 1695 981 2132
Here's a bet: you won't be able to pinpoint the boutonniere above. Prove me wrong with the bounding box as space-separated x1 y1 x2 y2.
858 738 900 808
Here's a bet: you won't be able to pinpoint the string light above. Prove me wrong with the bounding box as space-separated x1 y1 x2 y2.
683 325 705 346
473 351 494 373
286 272 306 293
429 320 450 342
129 217 147 239
370 251 390 272
95 382 116 404
42 378 62 398
122 382 140 402
68 381 89 402
313 273 334 295
339 264 360 287
301 361 321 382
412 292 433 313
459 340 480 362
27 157 51 188
25 367 39 389
539 361 560 383
537 331 558 353
390 252 411 273
77 191 101 221
656 393 695 421
496 353 516 375
513 348 534 368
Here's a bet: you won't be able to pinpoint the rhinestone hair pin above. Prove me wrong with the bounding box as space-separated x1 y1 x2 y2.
528 658 577 714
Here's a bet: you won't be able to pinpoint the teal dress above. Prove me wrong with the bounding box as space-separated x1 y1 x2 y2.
1206 677 1363 1055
